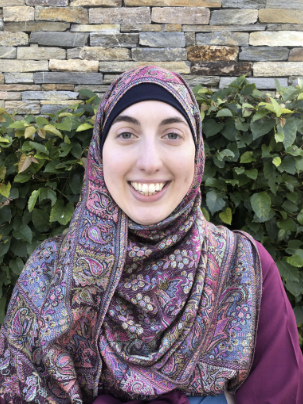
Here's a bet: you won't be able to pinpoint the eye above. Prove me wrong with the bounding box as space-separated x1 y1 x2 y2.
117 132 134 140
164 132 181 140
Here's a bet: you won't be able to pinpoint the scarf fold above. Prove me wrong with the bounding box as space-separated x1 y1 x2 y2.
0 66 262 404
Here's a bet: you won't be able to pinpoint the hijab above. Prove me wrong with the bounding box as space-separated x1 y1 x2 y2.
0 66 262 404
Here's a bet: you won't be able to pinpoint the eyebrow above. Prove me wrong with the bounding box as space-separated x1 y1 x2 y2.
112 115 187 127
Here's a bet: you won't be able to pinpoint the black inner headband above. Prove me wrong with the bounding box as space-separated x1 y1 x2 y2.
100 83 196 155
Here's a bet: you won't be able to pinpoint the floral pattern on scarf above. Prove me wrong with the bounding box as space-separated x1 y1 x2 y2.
0 66 262 404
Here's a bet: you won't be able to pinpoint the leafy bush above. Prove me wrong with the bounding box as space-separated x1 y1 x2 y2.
0 78 302 346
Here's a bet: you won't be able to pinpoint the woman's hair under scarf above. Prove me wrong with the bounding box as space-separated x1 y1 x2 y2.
0 66 262 404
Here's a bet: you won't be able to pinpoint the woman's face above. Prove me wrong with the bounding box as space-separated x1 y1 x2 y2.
103 100 195 225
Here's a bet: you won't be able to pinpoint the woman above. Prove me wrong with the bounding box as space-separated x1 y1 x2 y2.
0 66 302 403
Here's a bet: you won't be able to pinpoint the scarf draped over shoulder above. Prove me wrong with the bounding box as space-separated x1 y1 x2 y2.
0 66 262 404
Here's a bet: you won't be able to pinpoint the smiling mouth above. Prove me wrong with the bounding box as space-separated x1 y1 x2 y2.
130 182 168 196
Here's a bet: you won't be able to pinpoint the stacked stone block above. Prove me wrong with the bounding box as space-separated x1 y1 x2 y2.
0 0 302 114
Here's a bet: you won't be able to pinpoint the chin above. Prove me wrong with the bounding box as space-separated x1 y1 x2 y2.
129 211 168 226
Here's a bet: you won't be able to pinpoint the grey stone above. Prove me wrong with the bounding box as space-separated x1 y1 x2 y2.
219 77 288 89
0 21 3 31
4 22 70 32
121 24 162 33
239 46 289 61
266 24 303 31
185 32 195 47
196 32 249 46
89 7 150 24
210 10 258 25
132 48 187 61
289 76 303 86
139 32 185 48
250 32 303 46
183 24 265 32
180 74 219 87
5 73 34 83
151 7 210 25
191 61 252 76
222 0 265 8
98 61 190 73
0 47 16 59
30 32 88 47
90 33 139 48
266 0 303 9
103 74 120 83
41 104 72 114
67 47 131 61
75 84 109 92
34 72 103 84
17 45 66 60
22 91 78 100
26 0 68 4
253 62 303 77
5 101 40 114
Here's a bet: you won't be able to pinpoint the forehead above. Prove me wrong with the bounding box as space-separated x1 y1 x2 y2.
117 100 186 119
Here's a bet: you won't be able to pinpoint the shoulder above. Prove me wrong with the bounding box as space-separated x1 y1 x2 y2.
15 235 64 308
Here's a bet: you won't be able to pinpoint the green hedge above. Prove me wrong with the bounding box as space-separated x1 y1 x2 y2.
0 79 302 347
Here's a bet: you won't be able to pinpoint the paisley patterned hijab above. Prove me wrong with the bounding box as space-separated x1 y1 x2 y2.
0 66 262 404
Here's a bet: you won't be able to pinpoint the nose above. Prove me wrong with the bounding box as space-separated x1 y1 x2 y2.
136 137 163 174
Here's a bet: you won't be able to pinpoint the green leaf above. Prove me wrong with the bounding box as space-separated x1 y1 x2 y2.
13 223 32 243
0 182 11 198
78 88 98 99
281 119 297 149
28 141 49 155
36 116 49 127
9 257 24 276
55 117 73 132
250 118 275 140
32 208 50 232
203 119 224 138
206 190 226 216
277 217 297 232
286 255 303 268
0 296 7 325
294 306 303 326
216 108 233 117
272 156 281 167
219 207 232 225
50 199 74 225
244 169 258 180
14 173 31 183
39 187 57 206
252 109 269 122
9 120 27 129
221 119 236 141
28 189 40 212
44 124 63 138
76 123 94 132
277 156 296 174
240 151 255 164
0 206 12 225
250 192 271 219
216 149 235 162
285 280 302 297
201 207 210 221
69 172 83 194
298 209 303 225
275 131 284 143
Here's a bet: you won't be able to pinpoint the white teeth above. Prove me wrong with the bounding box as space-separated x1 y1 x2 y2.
149 184 155 194
130 182 166 196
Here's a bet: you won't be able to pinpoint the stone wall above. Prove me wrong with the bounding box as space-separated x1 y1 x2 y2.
1 0 303 115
